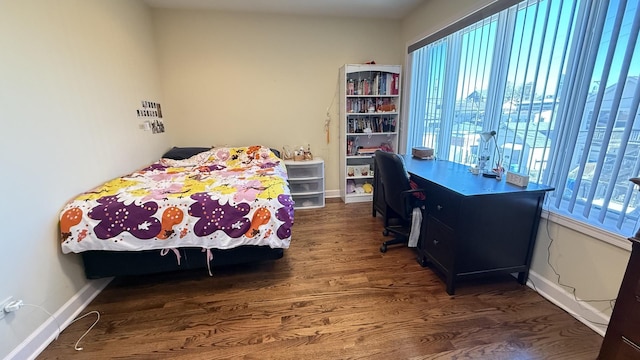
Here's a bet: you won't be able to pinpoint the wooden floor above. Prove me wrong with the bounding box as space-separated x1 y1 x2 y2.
38 199 603 359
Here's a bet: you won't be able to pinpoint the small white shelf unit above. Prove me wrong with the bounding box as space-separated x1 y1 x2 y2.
284 158 325 209
339 64 401 204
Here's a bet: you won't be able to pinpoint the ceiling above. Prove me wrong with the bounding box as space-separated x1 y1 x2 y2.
144 0 426 19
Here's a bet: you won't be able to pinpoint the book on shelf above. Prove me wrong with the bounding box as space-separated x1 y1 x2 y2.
356 147 379 155
348 117 396 133
392 73 399 95
373 74 379 96
347 79 355 95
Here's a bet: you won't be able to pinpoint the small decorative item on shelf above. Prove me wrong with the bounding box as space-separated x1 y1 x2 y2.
379 142 394 152
282 146 293 160
347 137 358 156
347 179 356 193
377 103 396 112
292 145 313 161
304 144 313 160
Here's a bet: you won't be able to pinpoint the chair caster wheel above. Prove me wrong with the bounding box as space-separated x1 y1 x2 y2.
382 229 389 236
417 256 428 267
380 244 387 253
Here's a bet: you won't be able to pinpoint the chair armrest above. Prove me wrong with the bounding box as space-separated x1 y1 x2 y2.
400 188 427 211
403 188 427 196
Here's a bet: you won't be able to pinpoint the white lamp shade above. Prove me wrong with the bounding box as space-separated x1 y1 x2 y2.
480 130 497 142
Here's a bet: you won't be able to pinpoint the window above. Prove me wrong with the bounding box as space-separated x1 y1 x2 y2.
405 0 640 237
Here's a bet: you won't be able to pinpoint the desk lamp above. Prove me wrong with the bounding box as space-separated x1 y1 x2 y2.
479 130 503 178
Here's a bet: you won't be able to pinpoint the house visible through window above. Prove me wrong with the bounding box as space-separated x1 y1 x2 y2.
405 0 640 237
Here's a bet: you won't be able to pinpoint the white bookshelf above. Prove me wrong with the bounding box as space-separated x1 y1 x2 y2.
339 64 401 203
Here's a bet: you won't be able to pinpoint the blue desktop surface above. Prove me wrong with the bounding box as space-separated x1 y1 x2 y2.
400 155 554 197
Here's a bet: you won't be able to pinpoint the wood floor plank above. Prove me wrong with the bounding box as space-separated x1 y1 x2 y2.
37 199 603 359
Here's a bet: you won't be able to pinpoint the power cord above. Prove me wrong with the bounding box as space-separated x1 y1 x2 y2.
18 303 100 351
67 310 100 351
539 202 616 326
21 303 62 341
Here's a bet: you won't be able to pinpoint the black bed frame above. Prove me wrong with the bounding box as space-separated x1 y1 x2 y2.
82 246 284 279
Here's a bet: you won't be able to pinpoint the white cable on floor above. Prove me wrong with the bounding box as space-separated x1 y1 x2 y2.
22 304 100 351
67 310 100 351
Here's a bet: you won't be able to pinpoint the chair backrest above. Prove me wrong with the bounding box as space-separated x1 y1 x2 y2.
374 150 412 220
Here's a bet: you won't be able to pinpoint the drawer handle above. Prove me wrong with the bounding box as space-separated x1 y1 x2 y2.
433 239 439 245
622 336 640 352
436 205 443 211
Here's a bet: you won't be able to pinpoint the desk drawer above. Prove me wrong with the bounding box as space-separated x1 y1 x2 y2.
618 336 640 359
425 187 460 228
423 216 454 271
619 303 640 348
619 266 640 347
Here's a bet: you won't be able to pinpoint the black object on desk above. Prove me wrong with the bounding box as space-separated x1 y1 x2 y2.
399 156 554 295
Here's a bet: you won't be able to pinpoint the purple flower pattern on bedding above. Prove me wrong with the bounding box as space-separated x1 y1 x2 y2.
141 163 168 172
203 164 226 172
276 194 294 239
60 146 293 254
88 195 161 240
189 193 251 238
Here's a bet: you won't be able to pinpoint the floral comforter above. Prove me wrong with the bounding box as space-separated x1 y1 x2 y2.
60 146 294 254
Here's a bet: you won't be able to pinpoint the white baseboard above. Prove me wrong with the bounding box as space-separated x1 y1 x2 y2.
526 270 609 336
4 277 112 360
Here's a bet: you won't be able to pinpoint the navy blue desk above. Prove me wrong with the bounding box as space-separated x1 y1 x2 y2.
401 156 554 295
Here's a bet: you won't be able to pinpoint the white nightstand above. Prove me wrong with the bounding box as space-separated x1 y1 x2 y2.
284 158 325 209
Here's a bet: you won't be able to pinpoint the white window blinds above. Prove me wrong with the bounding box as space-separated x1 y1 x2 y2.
405 0 640 236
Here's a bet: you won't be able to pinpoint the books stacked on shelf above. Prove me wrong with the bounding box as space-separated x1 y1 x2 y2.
347 117 396 133
346 141 395 156
346 72 400 96
374 73 399 96
356 147 380 156
346 98 397 113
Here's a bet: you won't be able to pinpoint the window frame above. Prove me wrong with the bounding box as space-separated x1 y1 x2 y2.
403 0 640 247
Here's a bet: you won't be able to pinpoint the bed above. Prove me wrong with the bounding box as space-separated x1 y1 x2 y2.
59 145 294 278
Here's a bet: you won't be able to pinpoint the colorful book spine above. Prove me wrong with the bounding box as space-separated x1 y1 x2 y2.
391 73 399 95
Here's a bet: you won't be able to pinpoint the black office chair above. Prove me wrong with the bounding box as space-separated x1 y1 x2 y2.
374 150 427 253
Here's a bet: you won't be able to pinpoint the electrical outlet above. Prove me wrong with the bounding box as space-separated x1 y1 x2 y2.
0 297 13 320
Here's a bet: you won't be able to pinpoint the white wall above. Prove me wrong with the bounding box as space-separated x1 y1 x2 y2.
0 0 169 357
1 0 629 356
152 8 404 192
401 0 631 330
401 0 494 49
